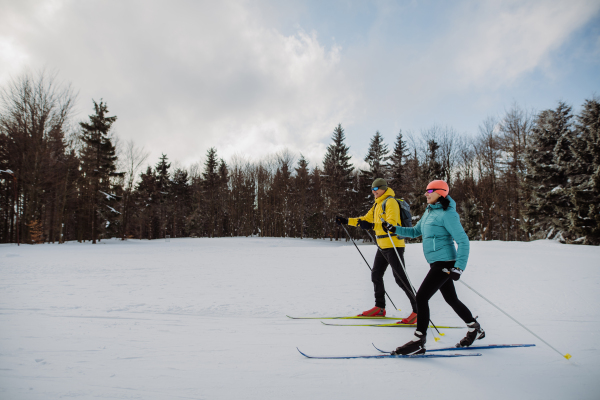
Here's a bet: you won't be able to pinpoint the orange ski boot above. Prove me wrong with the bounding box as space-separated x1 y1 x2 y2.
357 306 386 317
396 312 417 324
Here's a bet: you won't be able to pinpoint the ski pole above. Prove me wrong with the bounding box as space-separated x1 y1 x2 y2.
458 280 572 360
381 225 417 294
340 223 400 311
367 228 443 338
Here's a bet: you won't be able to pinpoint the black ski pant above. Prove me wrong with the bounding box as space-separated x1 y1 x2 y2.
372 247 417 312
415 260 476 335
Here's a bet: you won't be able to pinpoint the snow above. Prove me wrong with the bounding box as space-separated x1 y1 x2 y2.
98 190 116 200
106 205 120 214
1 238 599 399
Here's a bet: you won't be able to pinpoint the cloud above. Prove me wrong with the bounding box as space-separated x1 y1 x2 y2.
333 0 600 147
0 0 357 167
450 0 600 86
1 0 598 171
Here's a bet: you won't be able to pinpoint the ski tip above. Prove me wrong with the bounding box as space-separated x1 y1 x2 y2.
564 353 572 360
296 347 310 358
372 343 387 353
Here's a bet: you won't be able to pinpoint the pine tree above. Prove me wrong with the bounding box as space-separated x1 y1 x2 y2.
156 154 171 188
170 168 191 238
389 130 409 198
322 124 354 239
228 158 255 237
217 158 230 236
359 131 390 213
294 155 310 238
423 139 443 181
79 100 121 243
203 148 219 186
155 154 171 238
363 131 390 181
525 102 574 240
271 162 289 237
568 98 600 244
135 166 158 239
202 148 220 237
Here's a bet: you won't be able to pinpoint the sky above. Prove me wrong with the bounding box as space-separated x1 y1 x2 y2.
1 0 599 170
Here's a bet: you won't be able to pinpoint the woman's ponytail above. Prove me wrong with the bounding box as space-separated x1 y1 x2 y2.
439 196 450 211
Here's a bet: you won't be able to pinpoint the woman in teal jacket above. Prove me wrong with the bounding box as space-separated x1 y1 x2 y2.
382 180 485 355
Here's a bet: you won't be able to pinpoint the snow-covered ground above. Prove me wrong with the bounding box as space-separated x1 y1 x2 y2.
1 237 598 399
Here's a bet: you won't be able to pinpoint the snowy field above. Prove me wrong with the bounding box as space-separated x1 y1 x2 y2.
1 237 599 400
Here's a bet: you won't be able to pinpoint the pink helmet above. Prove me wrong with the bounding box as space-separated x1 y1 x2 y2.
426 180 449 197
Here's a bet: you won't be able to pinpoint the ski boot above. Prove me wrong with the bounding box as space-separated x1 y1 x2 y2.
396 311 417 324
391 330 426 355
457 319 485 347
357 306 386 317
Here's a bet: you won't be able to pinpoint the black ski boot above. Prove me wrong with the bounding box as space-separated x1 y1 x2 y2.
457 319 485 347
391 330 426 355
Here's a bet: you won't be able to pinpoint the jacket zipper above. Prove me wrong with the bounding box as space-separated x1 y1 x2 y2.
433 237 436 251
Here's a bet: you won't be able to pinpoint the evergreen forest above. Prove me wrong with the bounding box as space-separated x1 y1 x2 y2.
1 72 599 245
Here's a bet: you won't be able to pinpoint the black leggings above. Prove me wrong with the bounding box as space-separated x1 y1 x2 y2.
372 247 417 312
415 261 475 334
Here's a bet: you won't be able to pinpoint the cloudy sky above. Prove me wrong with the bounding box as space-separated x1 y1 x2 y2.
1 0 599 169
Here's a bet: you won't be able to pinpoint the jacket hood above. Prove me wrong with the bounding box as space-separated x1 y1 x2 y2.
375 187 396 204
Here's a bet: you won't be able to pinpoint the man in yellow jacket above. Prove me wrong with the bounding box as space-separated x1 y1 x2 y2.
336 178 417 323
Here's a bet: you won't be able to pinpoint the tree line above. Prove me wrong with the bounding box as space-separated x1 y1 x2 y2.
1 72 599 245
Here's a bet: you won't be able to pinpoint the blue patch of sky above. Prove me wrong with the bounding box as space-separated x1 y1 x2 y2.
264 1 600 160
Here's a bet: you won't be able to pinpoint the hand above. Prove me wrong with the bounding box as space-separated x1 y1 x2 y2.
335 216 348 226
382 221 396 233
357 220 374 230
443 267 463 281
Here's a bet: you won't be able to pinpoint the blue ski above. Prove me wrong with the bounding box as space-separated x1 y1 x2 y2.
297 348 481 359
372 343 535 353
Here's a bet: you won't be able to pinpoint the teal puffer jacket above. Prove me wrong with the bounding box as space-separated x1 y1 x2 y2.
393 196 470 271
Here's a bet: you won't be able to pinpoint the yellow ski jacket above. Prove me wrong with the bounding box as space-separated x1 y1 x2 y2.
348 187 405 249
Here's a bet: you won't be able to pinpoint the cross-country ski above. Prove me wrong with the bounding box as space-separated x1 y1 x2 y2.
372 343 536 353
297 348 482 359
286 315 405 320
321 321 463 328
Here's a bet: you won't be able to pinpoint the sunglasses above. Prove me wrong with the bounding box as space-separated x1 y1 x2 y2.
426 189 447 193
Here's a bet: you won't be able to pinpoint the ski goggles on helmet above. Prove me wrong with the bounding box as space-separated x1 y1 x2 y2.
372 187 380 191
426 188 447 193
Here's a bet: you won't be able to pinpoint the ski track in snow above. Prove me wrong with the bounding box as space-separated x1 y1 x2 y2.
0 237 598 399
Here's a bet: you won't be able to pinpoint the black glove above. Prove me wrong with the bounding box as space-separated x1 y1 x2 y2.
382 221 396 233
357 220 374 230
335 216 348 226
443 267 463 281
